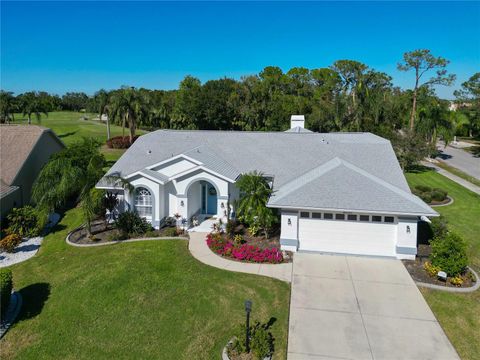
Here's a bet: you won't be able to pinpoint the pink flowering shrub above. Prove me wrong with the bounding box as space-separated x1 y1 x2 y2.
206 233 283 264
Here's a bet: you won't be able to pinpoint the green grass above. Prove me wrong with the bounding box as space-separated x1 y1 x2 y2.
436 161 480 188
0 208 290 359
12 111 147 162
406 169 480 360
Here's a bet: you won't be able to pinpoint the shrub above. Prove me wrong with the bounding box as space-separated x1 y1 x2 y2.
144 230 160 238
430 232 468 276
430 216 448 240
114 211 152 237
423 261 441 277
248 224 260 237
228 321 273 359
225 219 237 236
449 276 463 287
0 268 13 316
233 234 244 246
415 185 432 193
419 192 432 204
0 233 22 253
162 227 178 237
163 216 176 227
106 135 139 149
431 189 447 202
6 206 41 238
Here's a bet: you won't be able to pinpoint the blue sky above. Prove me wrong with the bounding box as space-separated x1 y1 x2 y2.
1 1 479 99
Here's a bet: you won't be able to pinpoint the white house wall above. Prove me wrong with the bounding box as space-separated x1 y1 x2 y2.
187 181 202 219
126 176 163 228
396 217 418 260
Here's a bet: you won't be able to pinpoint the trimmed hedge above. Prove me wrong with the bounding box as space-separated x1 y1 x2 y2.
106 135 139 149
114 211 152 237
0 268 13 316
412 185 448 204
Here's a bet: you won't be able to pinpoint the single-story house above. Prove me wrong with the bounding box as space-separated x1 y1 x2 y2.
97 115 437 260
0 125 65 219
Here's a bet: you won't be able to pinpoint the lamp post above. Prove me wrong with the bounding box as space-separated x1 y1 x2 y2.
245 300 252 353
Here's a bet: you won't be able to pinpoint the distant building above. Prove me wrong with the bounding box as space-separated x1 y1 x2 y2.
0 125 64 219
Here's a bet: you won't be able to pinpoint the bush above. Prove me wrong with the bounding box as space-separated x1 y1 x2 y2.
6 206 41 238
163 216 176 227
162 227 178 237
431 189 447 202
430 216 448 240
415 185 432 193
107 230 128 242
226 219 237 236
430 232 468 276
0 268 13 316
0 233 22 253
423 261 441 277
228 321 274 359
114 212 152 237
144 230 161 238
106 135 139 149
233 234 244 246
449 276 464 287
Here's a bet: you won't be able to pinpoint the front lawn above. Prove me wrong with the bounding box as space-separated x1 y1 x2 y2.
0 208 290 359
406 168 480 360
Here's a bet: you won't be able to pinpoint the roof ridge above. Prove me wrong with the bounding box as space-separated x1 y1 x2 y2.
271 157 343 203
339 159 437 214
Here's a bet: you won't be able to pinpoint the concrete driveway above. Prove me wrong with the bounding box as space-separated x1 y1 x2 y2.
288 253 459 360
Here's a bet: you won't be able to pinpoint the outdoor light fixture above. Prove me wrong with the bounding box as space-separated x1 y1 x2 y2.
221 202 225 209
288 218 292 225
406 225 410 234
180 200 184 207
245 300 252 353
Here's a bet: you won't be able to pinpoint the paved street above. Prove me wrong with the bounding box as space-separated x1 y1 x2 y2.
437 142 480 180
287 253 459 360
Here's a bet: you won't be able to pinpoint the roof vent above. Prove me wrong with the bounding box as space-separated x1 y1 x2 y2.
290 115 305 129
147 149 152 154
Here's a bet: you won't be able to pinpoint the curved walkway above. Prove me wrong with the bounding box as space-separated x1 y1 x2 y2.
188 232 292 283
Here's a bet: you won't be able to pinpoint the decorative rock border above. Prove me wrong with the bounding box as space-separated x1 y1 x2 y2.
0 291 23 339
430 195 454 207
415 267 479 293
66 225 188 247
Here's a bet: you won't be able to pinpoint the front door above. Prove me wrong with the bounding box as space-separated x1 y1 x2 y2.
206 184 217 214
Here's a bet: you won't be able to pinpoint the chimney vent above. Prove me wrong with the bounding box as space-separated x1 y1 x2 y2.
290 115 305 129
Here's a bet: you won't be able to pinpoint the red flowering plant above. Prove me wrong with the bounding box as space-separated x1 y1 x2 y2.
206 233 283 264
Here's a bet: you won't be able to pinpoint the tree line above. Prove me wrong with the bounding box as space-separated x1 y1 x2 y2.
1 49 479 161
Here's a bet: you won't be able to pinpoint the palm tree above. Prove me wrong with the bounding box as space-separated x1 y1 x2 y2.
32 139 105 236
108 87 148 143
94 89 111 140
236 171 277 238
19 91 48 124
0 91 16 123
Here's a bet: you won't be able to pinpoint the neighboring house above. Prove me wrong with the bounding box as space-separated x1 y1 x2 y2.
0 125 65 219
97 115 437 260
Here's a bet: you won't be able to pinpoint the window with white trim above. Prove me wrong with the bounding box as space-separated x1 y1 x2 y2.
300 212 310 218
359 215 370 222
384 216 395 223
312 212 322 219
323 213 333 220
135 187 152 218
347 214 357 221
372 215 382 222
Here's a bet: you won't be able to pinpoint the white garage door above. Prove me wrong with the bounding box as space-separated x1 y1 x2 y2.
299 218 396 257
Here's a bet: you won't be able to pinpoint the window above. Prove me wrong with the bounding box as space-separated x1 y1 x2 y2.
300 212 310 218
372 215 382 222
135 187 152 218
335 214 345 220
384 216 395 223
359 215 370 222
347 214 357 221
323 213 333 220
312 212 322 219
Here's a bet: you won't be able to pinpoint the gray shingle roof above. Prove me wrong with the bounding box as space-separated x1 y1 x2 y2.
284 126 313 133
268 158 437 216
100 129 435 216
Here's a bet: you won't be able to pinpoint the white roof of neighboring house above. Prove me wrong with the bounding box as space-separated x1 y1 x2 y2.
98 129 437 216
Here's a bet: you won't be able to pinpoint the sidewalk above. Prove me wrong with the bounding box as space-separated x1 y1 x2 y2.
188 232 292 283
422 161 480 196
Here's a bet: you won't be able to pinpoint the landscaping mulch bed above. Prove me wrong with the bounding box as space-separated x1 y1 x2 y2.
69 220 186 245
429 196 453 206
402 245 476 288
230 223 281 250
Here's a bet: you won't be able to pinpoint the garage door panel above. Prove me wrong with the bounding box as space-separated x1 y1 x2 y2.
299 219 396 257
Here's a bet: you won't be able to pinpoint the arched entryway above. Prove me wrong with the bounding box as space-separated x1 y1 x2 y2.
186 179 219 219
